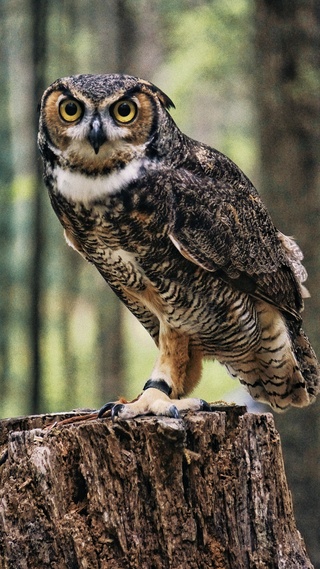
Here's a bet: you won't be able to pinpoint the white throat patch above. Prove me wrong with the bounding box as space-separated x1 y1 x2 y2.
55 158 144 203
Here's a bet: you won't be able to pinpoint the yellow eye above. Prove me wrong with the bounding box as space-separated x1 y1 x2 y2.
111 100 137 124
59 98 83 123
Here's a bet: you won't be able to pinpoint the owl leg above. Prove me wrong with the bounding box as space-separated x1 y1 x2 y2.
99 328 209 420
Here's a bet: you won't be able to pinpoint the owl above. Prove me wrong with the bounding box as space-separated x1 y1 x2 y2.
38 73 319 419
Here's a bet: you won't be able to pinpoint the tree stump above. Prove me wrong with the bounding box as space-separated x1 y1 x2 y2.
0 407 314 569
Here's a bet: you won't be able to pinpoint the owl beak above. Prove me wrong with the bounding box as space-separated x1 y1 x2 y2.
88 116 106 154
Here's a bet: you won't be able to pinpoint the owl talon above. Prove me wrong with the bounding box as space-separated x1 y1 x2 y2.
111 404 125 421
168 405 180 419
98 402 115 418
199 399 211 412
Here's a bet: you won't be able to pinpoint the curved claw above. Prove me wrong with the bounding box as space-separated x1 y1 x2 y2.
98 402 115 418
168 404 180 419
111 403 125 422
199 399 211 412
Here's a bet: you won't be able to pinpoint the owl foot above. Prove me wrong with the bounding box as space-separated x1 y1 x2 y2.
98 379 210 421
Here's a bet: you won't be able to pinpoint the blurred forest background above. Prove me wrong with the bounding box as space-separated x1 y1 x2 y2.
0 0 319 564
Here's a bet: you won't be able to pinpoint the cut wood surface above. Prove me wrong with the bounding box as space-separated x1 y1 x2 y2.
0 407 314 569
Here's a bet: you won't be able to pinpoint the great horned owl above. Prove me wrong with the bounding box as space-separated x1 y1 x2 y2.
38 73 319 419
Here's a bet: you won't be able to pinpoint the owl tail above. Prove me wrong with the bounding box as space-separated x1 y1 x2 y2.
251 321 320 411
226 306 320 411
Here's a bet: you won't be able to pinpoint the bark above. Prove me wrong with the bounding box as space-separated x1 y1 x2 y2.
0 408 313 569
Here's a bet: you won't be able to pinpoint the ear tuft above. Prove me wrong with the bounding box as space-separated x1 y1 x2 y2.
139 80 175 110
154 87 175 110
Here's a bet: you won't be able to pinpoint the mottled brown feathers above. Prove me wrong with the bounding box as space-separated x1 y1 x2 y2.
38 73 320 415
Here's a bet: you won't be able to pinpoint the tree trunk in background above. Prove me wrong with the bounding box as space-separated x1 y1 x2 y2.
0 202 11 410
0 15 12 413
29 0 49 413
255 1 320 565
97 292 124 404
5 0 47 415
0 408 314 568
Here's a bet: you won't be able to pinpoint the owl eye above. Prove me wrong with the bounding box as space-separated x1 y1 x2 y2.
59 99 84 123
111 100 138 124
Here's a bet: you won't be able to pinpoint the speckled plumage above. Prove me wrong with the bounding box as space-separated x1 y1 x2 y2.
38 73 319 417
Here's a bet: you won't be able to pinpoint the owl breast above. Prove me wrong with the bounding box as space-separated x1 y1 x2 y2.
54 177 261 360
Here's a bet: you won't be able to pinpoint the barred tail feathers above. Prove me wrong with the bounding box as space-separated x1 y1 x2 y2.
224 302 319 411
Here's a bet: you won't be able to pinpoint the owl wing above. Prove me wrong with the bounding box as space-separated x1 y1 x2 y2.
167 170 304 320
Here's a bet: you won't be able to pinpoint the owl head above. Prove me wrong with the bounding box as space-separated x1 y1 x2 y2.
38 74 175 165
